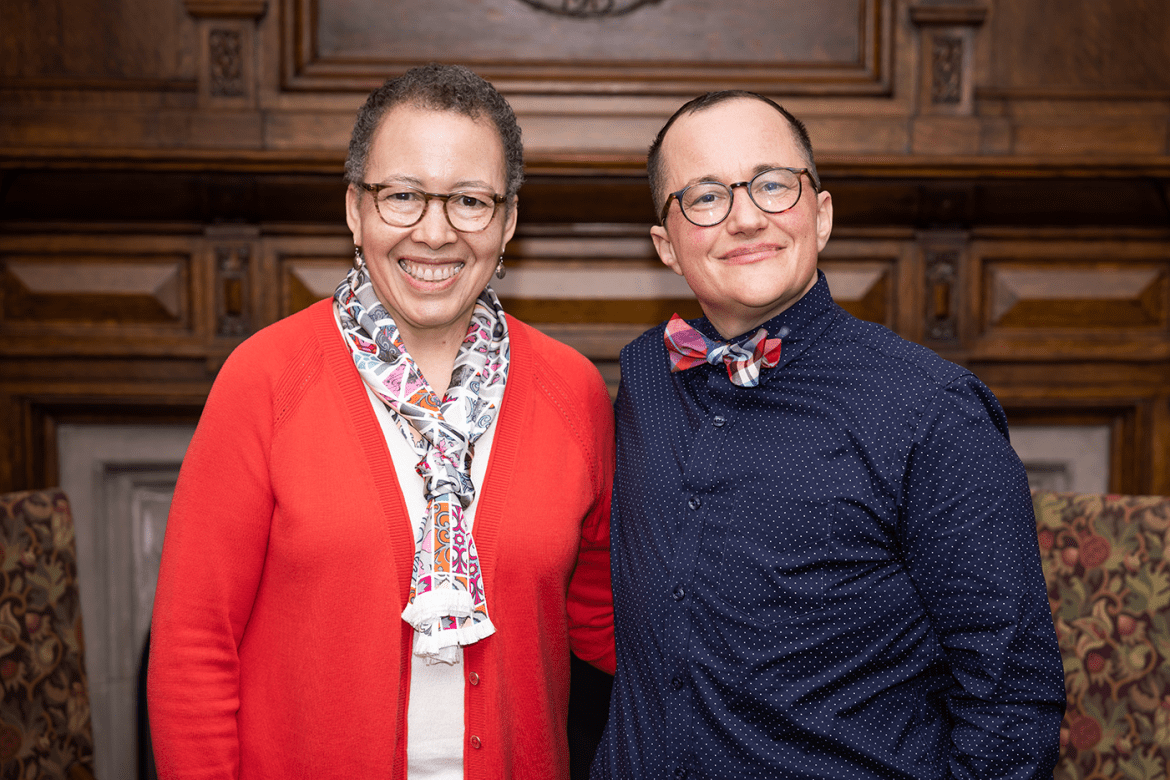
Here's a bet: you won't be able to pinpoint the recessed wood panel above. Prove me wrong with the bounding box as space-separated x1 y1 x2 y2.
493 258 698 325
285 0 891 95
0 0 198 88
1 254 190 328
282 258 351 318
821 260 894 327
984 263 1166 331
985 0 1170 97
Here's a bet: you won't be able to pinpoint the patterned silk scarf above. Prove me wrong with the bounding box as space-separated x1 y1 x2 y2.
335 258 509 664
663 313 783 388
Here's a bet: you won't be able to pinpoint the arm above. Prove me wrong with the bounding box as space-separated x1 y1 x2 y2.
147 343 276 780
565 366 617 675
900 375 1066 779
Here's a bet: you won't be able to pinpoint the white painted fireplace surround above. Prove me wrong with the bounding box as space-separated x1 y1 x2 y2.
57 424 195 780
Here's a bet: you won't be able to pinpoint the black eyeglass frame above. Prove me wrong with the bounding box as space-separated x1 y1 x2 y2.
359 182 508 233
659 167 820 227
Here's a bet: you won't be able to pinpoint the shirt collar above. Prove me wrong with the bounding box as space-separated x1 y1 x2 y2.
678 270 841 385
692 269 839 364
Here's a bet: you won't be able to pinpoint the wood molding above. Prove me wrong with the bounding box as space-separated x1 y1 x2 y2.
281 0 892 96
1 390 208 492
908 5 987 26
998 397 1148 495
184 0 267 18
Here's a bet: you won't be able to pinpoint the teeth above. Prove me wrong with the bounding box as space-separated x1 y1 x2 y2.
399 260 464 282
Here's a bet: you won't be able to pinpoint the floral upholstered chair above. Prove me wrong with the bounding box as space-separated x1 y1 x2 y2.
1033 491 1170 780
0 488 95 779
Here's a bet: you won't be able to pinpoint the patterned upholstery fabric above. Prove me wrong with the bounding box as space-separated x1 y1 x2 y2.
0 489 95 780
1034 491 1170 780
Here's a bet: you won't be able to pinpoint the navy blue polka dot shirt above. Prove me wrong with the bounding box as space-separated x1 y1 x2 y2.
591 272 1066 780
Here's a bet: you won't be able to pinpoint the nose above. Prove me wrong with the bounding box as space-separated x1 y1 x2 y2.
723 185 768 234
410 198 457 248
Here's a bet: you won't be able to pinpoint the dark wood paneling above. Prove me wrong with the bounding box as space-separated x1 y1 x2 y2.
287 0 892 95
2 253 190 327
985 0 1170 97
967 240 1170 361
0 0 198 87
1 0 1169 498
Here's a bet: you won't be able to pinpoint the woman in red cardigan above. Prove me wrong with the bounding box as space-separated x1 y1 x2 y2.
148 64 615 780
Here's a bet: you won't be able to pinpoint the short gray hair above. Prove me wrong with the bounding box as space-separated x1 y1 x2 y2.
344 63 524 204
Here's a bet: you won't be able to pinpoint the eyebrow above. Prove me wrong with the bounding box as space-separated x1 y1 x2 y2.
374 175 498 192
676 163 785 190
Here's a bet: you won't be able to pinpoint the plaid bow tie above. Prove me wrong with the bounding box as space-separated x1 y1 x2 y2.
663 313 783 388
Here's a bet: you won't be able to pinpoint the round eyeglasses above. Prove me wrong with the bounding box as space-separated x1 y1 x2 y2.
359 182 507 233
660 167 819 227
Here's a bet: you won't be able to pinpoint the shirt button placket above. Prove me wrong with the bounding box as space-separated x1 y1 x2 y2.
670 399 725 777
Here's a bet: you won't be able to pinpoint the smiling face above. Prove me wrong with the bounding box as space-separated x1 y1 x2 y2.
651 97 833 338
345 104 517 350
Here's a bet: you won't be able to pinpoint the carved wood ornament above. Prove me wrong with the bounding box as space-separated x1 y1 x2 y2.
931 34 963 104
515 0 663 17
209 29 245 97
925 248 959 341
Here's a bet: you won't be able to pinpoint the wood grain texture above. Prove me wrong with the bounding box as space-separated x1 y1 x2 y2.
1 0 1169 496
288 0 891 95
985 0 1170 97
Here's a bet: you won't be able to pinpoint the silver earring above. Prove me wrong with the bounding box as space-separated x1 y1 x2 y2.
353 246 364 269
495 255 506 280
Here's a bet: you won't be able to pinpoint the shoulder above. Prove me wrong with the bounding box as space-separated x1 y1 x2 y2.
213 299 334 399
508 315 611 412
821 309 970 390
506 316 613 489
821 309 1009 435
616 321 669 387
619 321 668 363
229 299 330 359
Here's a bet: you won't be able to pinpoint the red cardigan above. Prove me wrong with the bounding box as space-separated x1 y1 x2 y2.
148 299 615 780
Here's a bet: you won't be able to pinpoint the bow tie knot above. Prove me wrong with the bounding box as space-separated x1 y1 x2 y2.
663 313 783 388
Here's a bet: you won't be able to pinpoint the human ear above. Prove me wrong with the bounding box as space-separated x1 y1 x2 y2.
501 196 518 249
651 224 683 276
815 189 834 252
345 184 365 245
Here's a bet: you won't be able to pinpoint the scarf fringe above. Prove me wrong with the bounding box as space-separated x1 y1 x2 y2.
408 609 498 665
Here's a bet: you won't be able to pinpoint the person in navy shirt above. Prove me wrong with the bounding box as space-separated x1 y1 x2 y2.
590 91 1066 779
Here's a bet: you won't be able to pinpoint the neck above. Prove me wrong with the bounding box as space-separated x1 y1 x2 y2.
398 319 471 399
704 274 818 339
705 305 784 340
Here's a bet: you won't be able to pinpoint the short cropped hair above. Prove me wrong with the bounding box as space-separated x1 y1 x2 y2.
646 90 819 219
344 63 524 204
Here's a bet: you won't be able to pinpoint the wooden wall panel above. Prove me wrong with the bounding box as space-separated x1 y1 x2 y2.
984 0 1170 97
968 239 1170 360
0 235 203 356
0 0 198 88
2 256 188 327
287 0 891 95
2 0 1170 498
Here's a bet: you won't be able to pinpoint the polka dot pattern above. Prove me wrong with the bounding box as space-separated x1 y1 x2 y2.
591 273 1066 780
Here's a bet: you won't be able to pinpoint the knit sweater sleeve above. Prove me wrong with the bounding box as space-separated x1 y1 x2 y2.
566 377 616 675
147 327 296 780
537 341 616 676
